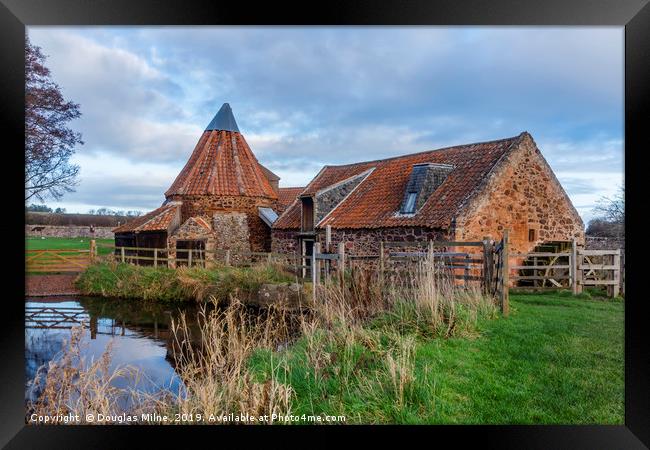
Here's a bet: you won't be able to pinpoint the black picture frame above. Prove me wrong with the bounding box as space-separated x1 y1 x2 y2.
2 0 648 447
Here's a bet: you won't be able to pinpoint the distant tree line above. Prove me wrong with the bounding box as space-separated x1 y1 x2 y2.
26 204 144 227
86 208 143 217
26 204 142 217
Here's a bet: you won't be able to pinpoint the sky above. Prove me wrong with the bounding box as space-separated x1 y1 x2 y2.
27 26 624 223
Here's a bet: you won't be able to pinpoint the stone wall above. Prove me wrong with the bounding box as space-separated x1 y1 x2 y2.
328 227 447 255
212 212 251 257
272 227 446 256
454 134 585 255
585 236 625 250
271 229 300 255
168 194 276 252
272 226 448 272
26 224 114 239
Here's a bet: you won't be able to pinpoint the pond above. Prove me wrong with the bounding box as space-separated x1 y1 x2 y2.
25 296 200 403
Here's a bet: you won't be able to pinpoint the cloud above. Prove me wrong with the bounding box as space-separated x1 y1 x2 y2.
26 26 623 220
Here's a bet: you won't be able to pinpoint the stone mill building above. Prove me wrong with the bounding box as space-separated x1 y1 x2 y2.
113 103 303 264
114 104 584 269
272 132 585 264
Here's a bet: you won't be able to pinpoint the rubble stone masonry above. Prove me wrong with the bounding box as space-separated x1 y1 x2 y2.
272 227 447 257
212 212 251 254
453 135 585 255
168 194 276 252
26 225 114 239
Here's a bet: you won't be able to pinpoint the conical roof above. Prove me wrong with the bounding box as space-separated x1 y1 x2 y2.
205 103 239 132
165 103 277 199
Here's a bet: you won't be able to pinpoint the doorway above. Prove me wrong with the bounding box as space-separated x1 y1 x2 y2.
176 240 206 267
301 239 314 278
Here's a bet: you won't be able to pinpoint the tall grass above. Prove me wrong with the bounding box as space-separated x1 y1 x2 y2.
168 298 294 422
30 253 497 424
75 260 295 302
26 326 146 423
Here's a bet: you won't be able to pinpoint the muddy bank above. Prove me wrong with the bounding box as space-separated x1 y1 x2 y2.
26 274 80 296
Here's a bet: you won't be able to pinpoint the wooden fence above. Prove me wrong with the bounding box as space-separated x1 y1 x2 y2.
98 233 622 306
308 238 511 315
113 246 207 268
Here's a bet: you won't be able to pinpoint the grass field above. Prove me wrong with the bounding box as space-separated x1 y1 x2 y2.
249 292 624 424
26 237 114 255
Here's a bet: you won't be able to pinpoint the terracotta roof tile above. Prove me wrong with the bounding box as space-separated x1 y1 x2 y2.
164 130 277 199
273 133 525 230
277 187 304 214
113 204 179 233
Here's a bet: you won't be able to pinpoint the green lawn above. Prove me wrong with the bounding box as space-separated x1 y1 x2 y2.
250 293 624 424
26 237 114 255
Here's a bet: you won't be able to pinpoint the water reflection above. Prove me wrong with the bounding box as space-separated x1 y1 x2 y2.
25 296 199 402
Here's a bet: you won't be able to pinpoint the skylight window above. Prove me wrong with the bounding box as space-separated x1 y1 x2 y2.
398 162 455 215
258 207 279 227
402 192 417 214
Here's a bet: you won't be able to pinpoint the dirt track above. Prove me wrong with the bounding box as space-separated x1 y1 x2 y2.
25 274 80 296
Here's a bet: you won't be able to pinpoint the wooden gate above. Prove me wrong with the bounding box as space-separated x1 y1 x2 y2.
490 232 509 316
26 249 93 273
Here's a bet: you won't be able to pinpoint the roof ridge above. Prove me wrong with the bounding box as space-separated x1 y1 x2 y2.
321 132 526 169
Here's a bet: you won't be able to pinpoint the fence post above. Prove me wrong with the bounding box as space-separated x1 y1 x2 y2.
501 230 510 317
225 249 231 266
121 247 125 263
90 239 96 261
338 242 345 285
188 249 192 267
483 237 493 295
612 249 621 298
312 242 321 302
571 239 578 295
575 248 583 294
314 243 321 286
620 251 625 297
154 249 158 268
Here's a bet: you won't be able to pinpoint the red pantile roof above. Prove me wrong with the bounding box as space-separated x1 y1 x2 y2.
277 187 305 214
113 203 180 233
273 133 526 230
165 105 277 199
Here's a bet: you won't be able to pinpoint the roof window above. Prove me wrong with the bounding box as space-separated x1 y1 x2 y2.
399 163 454 214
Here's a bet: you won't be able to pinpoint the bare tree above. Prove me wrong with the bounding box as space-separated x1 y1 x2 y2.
594 186 624 224
588 186 624 238
25 35 83 202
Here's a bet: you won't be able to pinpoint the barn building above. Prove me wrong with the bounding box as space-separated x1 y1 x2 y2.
113 103 303 264
272 132 585 266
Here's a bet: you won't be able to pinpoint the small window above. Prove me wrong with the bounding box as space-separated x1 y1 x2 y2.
403 192 417 214
528 229 536 242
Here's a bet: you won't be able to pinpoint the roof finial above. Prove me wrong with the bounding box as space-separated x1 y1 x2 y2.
205 103 240 132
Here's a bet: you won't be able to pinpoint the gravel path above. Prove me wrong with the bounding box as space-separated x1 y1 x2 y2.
26 274 80 296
